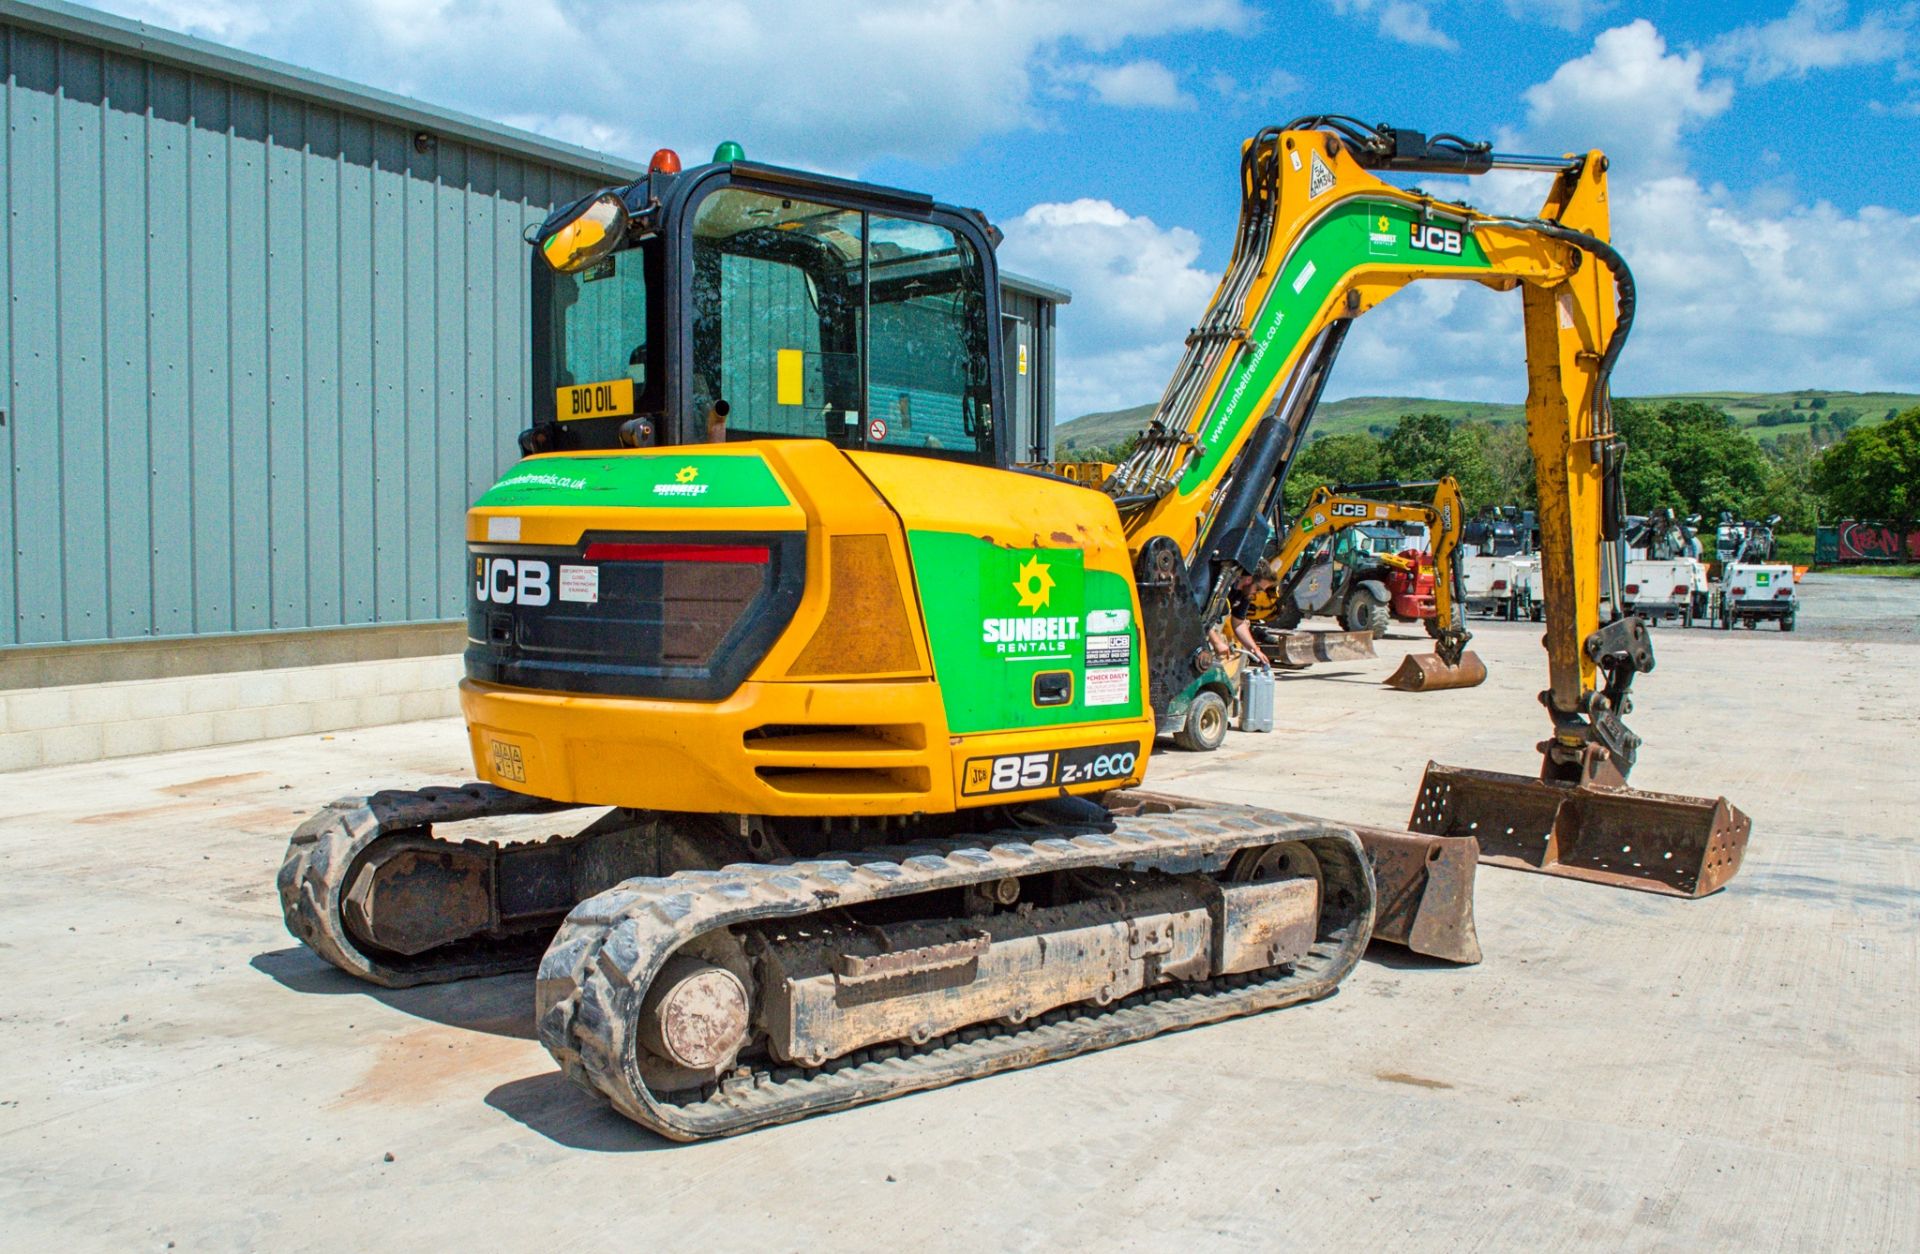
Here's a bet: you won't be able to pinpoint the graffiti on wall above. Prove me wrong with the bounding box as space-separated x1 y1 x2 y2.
1819 522 1920 563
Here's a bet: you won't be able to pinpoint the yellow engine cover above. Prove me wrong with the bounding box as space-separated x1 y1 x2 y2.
459 440 1153 816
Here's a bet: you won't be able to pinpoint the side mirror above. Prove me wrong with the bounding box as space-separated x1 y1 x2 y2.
536 191 629 273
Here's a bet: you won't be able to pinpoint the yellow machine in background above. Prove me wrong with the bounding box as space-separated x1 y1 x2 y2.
1248 477 1485 690
281 121 1750 1141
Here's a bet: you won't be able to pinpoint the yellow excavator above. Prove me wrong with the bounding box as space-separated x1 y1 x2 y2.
1247 477 1485 690
279 119 1750 1140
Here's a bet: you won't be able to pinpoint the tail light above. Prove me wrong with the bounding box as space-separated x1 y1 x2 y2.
584 541 769 564
1624 583 1640 596
1672 584 1689 597
1731 587 1746 597
1776 588 1793 598
1491 579 1508 591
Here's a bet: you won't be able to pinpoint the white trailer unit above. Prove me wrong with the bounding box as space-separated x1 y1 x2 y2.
1721 562 1797 631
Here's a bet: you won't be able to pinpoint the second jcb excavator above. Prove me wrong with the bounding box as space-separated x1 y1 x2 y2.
280 118 1750 1139
1248 476 1485 690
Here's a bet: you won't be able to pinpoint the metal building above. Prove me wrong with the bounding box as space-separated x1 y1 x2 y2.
0 0 1069 671
1 0 630 653
1000 271 1069 464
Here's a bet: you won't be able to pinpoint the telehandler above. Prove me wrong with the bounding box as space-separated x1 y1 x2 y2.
281 119 1749 1139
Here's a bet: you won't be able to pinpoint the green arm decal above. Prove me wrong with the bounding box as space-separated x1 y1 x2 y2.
1179 198 1491 494
476 454 791 509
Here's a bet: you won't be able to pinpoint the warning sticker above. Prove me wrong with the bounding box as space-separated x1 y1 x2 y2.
1085 633 1132 667
1292 259 1317 294
1309 151 1336 198
558 564 599 604
868 417 889 442
1085 667 1131 707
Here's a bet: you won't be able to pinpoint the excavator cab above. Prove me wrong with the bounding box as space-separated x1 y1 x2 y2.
526 149 1004 465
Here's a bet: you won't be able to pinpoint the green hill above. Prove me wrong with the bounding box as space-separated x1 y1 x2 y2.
1054 389 1920 453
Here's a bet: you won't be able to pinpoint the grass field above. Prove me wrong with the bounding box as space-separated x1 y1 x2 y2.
1824 564 1920 578
1053 389 1920 454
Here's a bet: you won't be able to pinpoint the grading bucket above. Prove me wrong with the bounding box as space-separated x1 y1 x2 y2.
1384 650 1488 692
1408 762 1749 897
1351 824 1482 964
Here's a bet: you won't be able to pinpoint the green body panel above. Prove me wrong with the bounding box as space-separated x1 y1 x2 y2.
1181 197 1491 494
905 531 1144 735
475 453 792 510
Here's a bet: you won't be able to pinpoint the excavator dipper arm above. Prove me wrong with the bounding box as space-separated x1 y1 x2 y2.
1107 120 1748 897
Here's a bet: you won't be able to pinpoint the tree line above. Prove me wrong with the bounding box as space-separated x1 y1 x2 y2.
1077 402 1920 532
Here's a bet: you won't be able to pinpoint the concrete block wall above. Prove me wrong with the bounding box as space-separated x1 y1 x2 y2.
0 653 463 772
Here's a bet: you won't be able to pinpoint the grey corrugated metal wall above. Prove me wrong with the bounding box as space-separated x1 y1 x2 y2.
1 13 608 648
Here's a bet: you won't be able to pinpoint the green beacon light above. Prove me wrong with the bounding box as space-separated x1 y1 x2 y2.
713 140 745 163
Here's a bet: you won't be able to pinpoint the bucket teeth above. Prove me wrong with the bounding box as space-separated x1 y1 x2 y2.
1409 761 1750 897
1385 650 1488 691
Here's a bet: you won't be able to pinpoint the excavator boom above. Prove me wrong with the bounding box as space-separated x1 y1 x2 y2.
1102 118 1749 896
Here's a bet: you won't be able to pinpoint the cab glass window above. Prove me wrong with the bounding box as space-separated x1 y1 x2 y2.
547 241 658 405
688 187 994 464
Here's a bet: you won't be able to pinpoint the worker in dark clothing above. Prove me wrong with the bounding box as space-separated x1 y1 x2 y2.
1211 570 1276 669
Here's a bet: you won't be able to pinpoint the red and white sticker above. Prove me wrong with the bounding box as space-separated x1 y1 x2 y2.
868 418 888 442
558 564 599 604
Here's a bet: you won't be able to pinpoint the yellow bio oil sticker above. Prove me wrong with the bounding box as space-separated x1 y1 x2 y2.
556 377 634 421
776 349 804 406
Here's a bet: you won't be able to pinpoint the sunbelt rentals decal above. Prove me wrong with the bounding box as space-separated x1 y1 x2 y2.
981 551 1084 658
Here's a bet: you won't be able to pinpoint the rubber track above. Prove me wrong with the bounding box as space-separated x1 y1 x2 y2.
537 803 1375 1140
277 784 578 988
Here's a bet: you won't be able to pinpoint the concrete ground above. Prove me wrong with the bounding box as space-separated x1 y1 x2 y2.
2 577 1914 1251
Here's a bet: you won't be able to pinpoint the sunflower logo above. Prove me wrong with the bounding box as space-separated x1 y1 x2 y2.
1013 555 1055 612
675 465 700 484
1378 215 1390 233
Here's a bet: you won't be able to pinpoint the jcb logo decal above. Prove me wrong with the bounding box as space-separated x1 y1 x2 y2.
1331 502 1369 518
474 557 551 606
1409 224 1463 255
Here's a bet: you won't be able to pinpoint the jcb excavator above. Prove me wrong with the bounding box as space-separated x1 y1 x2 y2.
1248 477 1485 690
280 119 1750 1140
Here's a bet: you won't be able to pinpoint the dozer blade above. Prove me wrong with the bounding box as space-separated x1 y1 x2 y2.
1408 762 1750 897
1352 824 1482 964
1272 629 1376 667
1384 650 1488 692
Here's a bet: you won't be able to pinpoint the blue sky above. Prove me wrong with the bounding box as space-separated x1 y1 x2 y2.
83 1 1920 417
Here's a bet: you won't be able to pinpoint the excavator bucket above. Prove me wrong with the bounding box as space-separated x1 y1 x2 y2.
1352 824 1482 964
1384 650 1488 691
1408 762 1750 897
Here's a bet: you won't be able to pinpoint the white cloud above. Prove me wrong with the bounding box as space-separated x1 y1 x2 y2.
1208 66 1304 104
1503 0 1612 32
82 0 1254 170
1324 19 1920 403
1328 0 1457 51
998 200 1220 417
1329 178 1920 401
1710 0 1911 83
1517 20 1733 174
1056 59 1195 110
110 0 271 41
